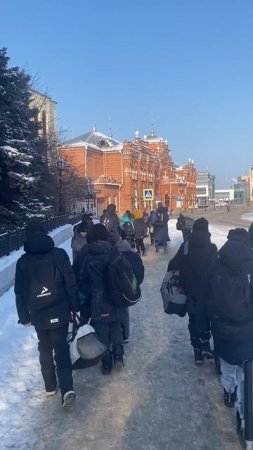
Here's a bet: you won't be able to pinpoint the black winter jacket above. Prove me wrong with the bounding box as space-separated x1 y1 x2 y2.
15 232 77 330
133 218 146 239
208 237 253 365
168 231 218 323
73 240 117 323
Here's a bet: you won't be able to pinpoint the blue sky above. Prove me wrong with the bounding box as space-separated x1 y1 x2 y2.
2 0 253 187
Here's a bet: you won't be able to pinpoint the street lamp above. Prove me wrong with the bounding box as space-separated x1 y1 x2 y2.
84 176 91 210
57 159 65 215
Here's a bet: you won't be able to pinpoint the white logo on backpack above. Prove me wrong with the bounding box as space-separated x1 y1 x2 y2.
37 286 51 298
50 318 59 323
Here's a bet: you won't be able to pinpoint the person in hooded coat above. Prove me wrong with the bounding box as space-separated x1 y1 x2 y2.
100 203 120 231
14 219 77 407
71 221 88 262
167 217 218 364
73 224 124 375
153 203 170 253
73 211 94 235
207 228 253 422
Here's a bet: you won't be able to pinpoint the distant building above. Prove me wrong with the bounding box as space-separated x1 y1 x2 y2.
234 177 250 205
30 89 57 139
232 165 253 205
30 89 58 165
196 171 215 207
60 127 197 215
214 189 234 202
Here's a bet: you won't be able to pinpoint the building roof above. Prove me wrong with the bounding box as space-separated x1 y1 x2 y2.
64 130 123 151
144 127 161 143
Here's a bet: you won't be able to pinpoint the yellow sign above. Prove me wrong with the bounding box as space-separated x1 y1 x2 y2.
143 189 154 201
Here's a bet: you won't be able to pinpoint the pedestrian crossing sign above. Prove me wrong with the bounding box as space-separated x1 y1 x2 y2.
143 189 154 201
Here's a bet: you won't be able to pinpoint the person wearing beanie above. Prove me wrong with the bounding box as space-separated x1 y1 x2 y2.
15 220 77 407
207 228 253 424
73 211 94 235
133 211 146 256
71 221 88 262
73 223 124 375
167 217 218 364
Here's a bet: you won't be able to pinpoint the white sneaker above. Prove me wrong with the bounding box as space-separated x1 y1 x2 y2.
46 390 57 397
62 390 76 408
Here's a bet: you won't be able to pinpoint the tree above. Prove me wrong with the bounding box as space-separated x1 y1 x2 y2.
0 48 55 230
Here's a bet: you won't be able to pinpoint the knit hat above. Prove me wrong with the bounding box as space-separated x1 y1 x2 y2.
87 223 108 243
227 228 249 244
26 218 46 238
134 210 142 220
77 222 88 233
193 217 209 232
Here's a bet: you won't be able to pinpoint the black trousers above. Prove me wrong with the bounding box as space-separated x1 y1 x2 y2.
94 320 123 349
118 307 130 340
36 325 73 396
188 313 211 349
136 238 145 254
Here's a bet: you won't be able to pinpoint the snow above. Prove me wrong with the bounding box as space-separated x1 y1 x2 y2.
0 224 74 295
0 218 243 449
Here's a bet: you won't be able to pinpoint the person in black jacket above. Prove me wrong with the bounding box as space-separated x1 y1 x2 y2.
167 217 218 364
207 229 253 421
133 210 146 256
153 204 170 253
73 223 123 375
15 219 77 407
115 231 145 343
100 203 120 231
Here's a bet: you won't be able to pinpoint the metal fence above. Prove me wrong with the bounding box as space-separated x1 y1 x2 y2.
0 214 82 258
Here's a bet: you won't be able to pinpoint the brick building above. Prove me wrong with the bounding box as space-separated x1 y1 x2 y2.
60 127 196 215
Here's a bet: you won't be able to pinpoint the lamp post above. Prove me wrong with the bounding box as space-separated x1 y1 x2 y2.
57 159 65 215
84 176 91 210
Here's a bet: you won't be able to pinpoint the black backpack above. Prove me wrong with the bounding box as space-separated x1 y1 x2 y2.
101 212 114 231
27 255 66 311
108 247 141 307
155 211 166 227
123 222 134 238
208 262 253 342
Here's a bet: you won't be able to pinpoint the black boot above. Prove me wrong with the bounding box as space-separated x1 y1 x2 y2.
101 350 113 375
194 348 204 365
112 344 124 367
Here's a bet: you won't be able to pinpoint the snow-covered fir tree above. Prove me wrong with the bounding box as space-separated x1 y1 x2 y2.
0 48 56 230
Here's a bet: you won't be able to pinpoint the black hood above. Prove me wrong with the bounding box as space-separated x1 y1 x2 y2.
88 240 112 271
219 239 253 270
88 240 112 257
24 232 54 254
107 204 116 214
188 230 211 248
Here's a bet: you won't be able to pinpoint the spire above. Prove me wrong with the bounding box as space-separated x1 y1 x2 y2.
92 123 96 132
